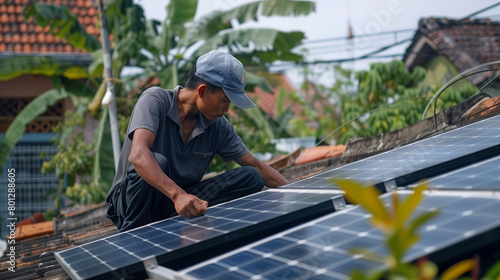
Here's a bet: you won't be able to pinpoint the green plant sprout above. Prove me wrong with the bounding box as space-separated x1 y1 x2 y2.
333 179 500 280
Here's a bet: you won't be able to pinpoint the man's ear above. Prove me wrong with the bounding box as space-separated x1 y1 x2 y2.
197 84 208 98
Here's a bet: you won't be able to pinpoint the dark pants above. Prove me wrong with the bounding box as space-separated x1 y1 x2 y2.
108 153 264 232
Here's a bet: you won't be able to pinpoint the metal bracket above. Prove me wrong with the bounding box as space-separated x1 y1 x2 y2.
143 257 179 280
383 179 397 192
332 195 347 210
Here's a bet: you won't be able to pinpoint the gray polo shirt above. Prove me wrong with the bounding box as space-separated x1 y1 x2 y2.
108 86 249 196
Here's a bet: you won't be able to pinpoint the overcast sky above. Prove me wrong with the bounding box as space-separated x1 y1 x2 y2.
137 0 500 39
134 0 500 85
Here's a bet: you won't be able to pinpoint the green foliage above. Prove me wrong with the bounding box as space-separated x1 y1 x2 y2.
337 61 429 143
332 179 500 279
285 66 342 141
422 82 478 119
41 108 113 207
230 106 278 155
300 61 479 145
23 3 101 51
0 88 68 172
0 55 89 81
205 154 239 174
8 0 316 188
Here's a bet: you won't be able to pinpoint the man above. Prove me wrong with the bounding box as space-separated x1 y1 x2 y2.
106 50 289 232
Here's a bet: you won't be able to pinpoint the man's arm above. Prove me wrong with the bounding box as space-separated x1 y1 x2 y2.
235 152 289 188
129 128 208 218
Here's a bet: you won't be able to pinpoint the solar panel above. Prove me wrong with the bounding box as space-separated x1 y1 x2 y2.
407 154 500 191
55 189 345 279
180 191 500 280
284 114 500 192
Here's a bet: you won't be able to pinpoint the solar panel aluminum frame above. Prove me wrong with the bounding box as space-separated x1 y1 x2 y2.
407 154 500 191
384 141 500 191
55 189 346 280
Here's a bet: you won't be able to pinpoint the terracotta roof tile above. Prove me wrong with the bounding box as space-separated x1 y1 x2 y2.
0 0 100 54
295 145 346 165
463 95 500 120
0 13 8 23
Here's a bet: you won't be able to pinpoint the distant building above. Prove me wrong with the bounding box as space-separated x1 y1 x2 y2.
404 17 500 97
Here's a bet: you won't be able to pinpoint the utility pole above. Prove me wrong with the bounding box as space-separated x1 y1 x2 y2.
96 0 121 171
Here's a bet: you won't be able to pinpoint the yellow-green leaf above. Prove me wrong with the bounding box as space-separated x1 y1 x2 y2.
419 259 439 280
396 183 427 227
332 179 367 205
333 179 390 224
409 209 441 235
440 259 476 280
348 248 386 264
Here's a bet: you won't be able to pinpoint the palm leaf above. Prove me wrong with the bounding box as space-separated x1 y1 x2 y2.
92 107 115 187
195 28 305 56
167 0 198 30
245 71 273 93
259 0 315 17
183 0 314 46
0 55 90 81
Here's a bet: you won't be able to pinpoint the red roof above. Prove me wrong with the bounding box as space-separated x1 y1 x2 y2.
0 0 100 54
247 73 299 118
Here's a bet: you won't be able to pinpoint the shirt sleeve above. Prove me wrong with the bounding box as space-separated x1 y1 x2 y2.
216 117 250 161
127 87 165 140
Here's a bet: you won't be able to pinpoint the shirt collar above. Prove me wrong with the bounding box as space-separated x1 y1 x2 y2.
167 86 182 125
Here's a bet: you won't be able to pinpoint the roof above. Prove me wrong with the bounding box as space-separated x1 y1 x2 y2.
2 92 500 279
404 17 500 85
0 203 118 280
0 0 100 54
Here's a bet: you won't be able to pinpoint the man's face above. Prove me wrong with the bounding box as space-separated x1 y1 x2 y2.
198 87 231 121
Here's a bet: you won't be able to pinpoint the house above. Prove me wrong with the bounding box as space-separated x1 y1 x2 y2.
0 0 100 237
404 17 500 96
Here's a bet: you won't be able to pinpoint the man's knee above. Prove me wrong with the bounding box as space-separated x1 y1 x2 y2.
240 166 264 190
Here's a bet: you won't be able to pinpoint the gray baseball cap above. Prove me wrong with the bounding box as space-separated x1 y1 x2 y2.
195 50 256 109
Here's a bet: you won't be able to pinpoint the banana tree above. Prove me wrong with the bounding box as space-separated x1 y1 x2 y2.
110 0 315 91
1 0 316 203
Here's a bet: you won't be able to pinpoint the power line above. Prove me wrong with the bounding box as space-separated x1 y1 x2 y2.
302 28 416 45
270 53 405 71
291 5 500 67
460 1 500 20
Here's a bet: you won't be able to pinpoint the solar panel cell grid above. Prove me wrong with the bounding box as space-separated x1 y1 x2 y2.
408 155 500 191
181 192 500 280
284 114 500 191
56 189 344 279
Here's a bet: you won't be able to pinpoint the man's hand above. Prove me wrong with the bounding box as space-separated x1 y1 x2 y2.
173 193 208 218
